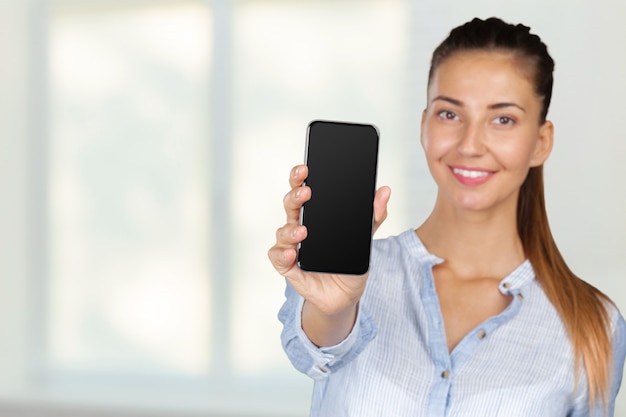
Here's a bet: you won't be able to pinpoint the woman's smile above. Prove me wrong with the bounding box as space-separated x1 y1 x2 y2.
420 50 553 213
449 165 495 185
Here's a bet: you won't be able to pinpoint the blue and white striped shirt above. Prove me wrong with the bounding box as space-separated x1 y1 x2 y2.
279 229 626 416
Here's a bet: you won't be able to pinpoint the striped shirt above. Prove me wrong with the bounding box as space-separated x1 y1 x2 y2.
279 229 626 416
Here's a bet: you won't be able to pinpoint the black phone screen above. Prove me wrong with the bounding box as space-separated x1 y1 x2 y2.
298 120 379 275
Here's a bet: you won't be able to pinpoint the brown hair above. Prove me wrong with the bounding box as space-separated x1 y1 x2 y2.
428 17 614 410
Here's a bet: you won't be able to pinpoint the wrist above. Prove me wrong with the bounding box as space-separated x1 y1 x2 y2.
302 301 359 348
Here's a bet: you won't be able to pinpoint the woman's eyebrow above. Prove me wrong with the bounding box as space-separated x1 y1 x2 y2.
489 102 526 112
431 95 462 106
431 96 526 113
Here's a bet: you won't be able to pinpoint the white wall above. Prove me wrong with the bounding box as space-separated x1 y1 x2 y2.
0 0 32 397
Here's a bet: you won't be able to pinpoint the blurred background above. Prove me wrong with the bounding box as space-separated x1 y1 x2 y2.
0 0 624 416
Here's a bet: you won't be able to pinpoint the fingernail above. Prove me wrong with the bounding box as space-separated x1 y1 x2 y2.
295 189 301 199
294 167 300 177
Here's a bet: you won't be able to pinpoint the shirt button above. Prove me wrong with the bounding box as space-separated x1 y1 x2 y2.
316 365 328 373
441 370 450 379
516 293 524 301
477 329 487 340
502 282 511 289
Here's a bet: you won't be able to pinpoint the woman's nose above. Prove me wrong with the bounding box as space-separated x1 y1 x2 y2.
456 122 486 157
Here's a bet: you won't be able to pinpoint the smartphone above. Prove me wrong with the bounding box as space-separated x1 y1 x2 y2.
297 120 379 275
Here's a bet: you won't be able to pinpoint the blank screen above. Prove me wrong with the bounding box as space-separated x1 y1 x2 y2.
298 120 379 275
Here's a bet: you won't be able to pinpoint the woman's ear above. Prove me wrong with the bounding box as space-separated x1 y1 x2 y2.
420 109 427 147
530 120 554 167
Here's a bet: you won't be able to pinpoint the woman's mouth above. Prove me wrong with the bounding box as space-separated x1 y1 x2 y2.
450 166 494 185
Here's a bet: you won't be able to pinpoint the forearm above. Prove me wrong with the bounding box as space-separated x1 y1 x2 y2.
302 300 358 347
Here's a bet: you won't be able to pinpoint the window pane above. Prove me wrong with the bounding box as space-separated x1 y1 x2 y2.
48 2 213 375
231 0 411 375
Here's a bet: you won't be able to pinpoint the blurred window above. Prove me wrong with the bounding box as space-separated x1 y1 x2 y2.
44 0 413 415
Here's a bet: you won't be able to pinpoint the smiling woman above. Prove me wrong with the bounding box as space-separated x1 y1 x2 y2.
270 17 626 417
421 50 554 212
1 1 626 417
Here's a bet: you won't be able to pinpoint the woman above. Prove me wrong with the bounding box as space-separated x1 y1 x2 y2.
268 17 626 416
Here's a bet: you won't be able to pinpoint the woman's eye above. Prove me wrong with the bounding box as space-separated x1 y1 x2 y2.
437 111 459 121
493 116 515 125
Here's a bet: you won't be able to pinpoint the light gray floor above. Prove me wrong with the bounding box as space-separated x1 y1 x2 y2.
0 403 271 417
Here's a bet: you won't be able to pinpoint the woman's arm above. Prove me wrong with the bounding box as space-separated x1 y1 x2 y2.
268 164 390 347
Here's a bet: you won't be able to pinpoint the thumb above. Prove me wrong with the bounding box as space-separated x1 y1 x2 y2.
373 186 391 234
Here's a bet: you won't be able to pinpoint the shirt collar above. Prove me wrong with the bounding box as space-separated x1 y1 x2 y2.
498 260 535 294
400 228 536 294
400 229 443 267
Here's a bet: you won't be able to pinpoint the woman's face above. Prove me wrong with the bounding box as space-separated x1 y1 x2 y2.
421 50 553 214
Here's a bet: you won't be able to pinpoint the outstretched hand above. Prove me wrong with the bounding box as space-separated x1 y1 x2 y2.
268 164 391 321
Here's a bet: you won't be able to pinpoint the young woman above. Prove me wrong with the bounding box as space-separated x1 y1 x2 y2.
268 17 626 416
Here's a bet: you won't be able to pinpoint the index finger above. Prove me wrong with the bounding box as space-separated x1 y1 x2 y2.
289 164 308 189
283 183 311 225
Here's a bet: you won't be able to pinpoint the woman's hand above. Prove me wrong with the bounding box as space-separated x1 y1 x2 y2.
268 164 391 346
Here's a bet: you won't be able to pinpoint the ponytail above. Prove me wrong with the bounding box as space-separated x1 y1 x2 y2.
518 166 613 409
430 17 616 411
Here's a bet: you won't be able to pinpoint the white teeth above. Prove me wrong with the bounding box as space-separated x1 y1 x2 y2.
453 168 489 178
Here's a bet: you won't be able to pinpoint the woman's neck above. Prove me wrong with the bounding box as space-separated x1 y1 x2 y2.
416 197 526 279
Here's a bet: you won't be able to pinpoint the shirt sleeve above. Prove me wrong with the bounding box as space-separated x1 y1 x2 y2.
569 309 626 417
607 312 626 416
277 281 377 381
